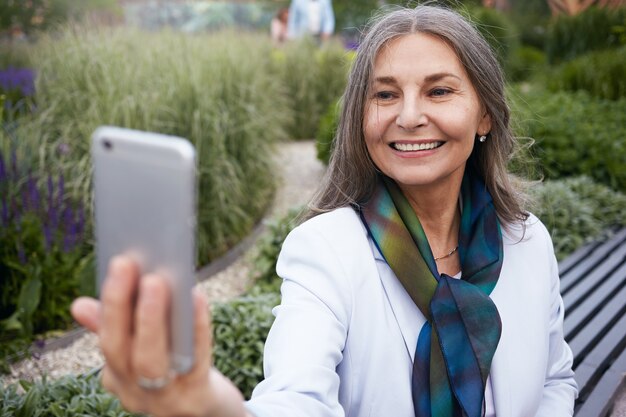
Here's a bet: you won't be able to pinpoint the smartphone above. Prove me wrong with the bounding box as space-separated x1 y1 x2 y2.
92 126 197 374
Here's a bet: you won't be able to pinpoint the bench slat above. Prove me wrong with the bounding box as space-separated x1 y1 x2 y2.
563 243 626 316
574 345 626 417
559 240 603 276
560 228 626 294
564 263 626 342
572 312 626 393
567 282 626 358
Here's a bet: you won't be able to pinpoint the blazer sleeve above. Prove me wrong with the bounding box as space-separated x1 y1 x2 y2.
535 226 578 417
245 220 352 417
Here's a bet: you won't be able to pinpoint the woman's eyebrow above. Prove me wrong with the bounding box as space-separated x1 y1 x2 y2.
424 72 462 83
372 73 462 85
372 76 397 85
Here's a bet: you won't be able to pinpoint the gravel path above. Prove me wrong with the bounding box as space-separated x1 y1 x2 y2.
0 140 325 387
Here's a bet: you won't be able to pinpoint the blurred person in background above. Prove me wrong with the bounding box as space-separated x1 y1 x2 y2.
287 0 335 42
271 7 289 45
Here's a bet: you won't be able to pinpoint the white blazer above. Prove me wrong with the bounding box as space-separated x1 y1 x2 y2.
246 207 578 417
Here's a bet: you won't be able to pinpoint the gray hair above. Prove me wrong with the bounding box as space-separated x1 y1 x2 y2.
307 4 528 226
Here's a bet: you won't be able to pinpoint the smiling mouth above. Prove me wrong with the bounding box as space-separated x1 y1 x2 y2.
391 141 444 152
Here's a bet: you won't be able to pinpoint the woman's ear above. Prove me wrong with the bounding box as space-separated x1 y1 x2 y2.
478 112 492 135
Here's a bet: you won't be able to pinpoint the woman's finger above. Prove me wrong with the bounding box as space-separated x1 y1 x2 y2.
132 274 171 380
100 256 140 377
70 297 101 333
193 287 213 371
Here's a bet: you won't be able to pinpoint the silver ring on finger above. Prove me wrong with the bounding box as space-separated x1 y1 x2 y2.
137 371 175 390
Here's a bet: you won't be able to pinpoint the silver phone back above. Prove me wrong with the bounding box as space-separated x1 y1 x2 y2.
92 126 196 373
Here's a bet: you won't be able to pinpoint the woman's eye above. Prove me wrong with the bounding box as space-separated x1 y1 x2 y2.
374 91 395 100
430 88 451 97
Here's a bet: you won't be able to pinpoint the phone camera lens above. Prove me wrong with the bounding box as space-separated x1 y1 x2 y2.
103 140 113 150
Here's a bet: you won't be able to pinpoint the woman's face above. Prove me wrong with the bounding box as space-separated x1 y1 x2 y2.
363 33 491 193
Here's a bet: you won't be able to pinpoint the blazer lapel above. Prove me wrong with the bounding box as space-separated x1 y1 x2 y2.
369 239 426 362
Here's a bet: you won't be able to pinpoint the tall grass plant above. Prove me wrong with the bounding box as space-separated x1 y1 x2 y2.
23 26 290 264
272 39 351 139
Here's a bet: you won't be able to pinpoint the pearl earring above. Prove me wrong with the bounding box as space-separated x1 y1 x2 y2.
479 135 487 143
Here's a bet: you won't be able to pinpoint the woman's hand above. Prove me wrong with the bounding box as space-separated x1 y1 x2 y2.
71 256 248 417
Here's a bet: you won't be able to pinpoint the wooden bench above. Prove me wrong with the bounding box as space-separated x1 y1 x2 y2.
559 227 626 417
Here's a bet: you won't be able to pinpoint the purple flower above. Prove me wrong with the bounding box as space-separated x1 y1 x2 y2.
27 173 40 212
0 67 36 97
77 205 85 237
57 174 64 209
62 206 74 252
0 149 6 182
47 174 53 204
43 223 52 252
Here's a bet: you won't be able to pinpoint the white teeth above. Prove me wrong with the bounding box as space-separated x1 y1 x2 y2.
393 142 442 151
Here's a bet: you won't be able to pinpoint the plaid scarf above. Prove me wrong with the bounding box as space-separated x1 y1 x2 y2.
358 170 503 417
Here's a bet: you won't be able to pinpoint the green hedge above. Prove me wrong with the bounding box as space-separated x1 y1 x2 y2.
511 88 626 191
505 45 547 82
531 176 626 260
547 46 626 100
545 6 626 64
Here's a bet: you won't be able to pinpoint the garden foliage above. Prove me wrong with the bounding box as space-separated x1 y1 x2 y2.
547 46 626 100
511 89 626 192
0 147 92 350
315 99 340 165
0 67 36 121
465 6 518 65
545 6 626 64
26 27 289 264
212 209 301 399
272 40 351 140
531 176 626 260
0 372 135 417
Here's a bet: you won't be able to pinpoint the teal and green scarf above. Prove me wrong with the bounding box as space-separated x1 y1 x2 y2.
358 170 503 417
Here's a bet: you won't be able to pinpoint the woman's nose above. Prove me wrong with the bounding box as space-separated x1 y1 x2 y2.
395 97 427 130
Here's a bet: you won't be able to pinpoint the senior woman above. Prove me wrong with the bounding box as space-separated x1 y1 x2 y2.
72 4 577 417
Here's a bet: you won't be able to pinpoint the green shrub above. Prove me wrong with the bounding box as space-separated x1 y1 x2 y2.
212 209 300 398
465 6 519 64
0 372 137 417
272 40 350 140
545 6 626 64
315 99 340 165
508 0 550 51
510 88 626 191
505 45 547 82
250 208 301 294
531 176 626 260
547 46 626 100
24 26 289 264
212 292 280 400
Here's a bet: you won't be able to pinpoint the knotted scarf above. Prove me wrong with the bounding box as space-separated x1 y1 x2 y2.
358 170 503 417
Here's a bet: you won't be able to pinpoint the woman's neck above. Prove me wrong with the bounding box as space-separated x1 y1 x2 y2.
398 176 463 275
